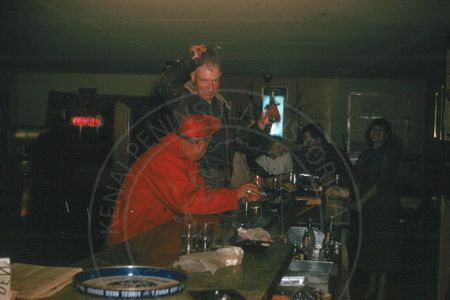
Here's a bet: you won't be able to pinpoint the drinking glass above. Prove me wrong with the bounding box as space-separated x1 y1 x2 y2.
199 222 214 251
180 223 193 254
251 174 265 198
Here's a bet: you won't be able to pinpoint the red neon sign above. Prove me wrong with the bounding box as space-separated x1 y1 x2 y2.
71 115 103 127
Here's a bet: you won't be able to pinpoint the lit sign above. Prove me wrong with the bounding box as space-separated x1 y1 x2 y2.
71 115 103 127
14 129 47 139
262 86 287 137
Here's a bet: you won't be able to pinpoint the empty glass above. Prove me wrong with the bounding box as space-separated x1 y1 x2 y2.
180 223 198 254
289 172 297 186
199 222 214 251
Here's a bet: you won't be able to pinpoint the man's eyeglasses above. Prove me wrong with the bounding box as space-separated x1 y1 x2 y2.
204 135 214 151
177 132 214 150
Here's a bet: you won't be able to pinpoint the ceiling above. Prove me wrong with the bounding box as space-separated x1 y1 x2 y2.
1 0 449 79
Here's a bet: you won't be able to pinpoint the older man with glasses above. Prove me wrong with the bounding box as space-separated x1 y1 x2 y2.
106 114 259 247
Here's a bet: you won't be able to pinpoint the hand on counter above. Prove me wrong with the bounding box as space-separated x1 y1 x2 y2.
236 183 260 202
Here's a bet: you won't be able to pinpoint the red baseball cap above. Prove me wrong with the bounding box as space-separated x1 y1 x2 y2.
178 114 221 139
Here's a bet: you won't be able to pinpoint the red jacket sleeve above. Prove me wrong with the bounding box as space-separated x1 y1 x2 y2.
145 153 238 214
106 147 238 247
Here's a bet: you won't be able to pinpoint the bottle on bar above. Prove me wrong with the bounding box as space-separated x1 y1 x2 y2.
328 216 334 240
297 243 305 261
307 217 316 248
266 91 280 123
322 231 332 261
333 242 340 263
293 243 305 261
329 216 336 251
301 230 312 260
270 172 279 195
292 243 298 261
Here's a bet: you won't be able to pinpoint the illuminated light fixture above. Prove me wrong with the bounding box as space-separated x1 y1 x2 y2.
14 130 46 139
262 86 287 137
71 115 103 127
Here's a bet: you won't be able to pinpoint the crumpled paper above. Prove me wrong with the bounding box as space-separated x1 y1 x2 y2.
237 227 272 242
170 246 243 275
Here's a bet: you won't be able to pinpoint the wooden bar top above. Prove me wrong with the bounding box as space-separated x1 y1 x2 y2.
45 199 305 300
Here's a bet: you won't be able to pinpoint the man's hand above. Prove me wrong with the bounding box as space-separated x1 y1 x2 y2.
189 44 207 59
236 183 260 202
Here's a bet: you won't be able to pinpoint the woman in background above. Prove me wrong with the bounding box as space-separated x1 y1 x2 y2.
352 118 401 300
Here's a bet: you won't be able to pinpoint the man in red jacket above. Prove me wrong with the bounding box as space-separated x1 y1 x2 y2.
107 114 259 247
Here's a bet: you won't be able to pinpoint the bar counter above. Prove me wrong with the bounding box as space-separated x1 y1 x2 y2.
45 195 306 300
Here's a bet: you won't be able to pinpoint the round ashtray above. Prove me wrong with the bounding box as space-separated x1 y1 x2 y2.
73 265 187 298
